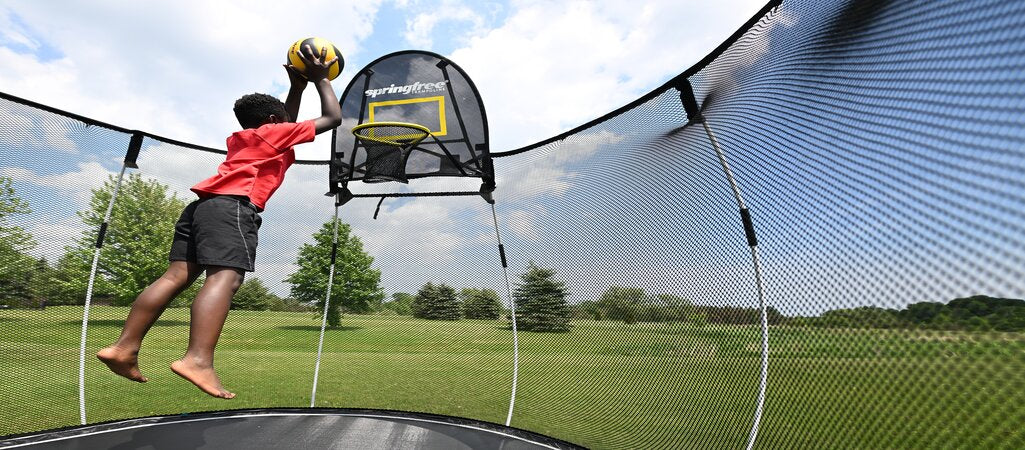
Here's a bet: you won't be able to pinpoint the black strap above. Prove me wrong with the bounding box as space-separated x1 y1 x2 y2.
373 197 386 219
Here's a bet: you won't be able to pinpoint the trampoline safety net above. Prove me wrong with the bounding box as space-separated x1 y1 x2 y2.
2 0 1024 448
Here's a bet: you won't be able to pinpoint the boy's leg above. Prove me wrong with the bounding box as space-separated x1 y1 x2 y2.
97 260 202 382
171 265 243 399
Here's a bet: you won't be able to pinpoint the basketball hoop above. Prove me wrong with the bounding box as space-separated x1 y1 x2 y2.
351 122 432 183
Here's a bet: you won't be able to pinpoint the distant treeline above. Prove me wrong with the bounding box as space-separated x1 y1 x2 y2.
791 295 1025 332
570 286 784 326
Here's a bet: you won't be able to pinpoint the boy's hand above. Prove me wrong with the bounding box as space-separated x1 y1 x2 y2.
298 44 338 82
283 64 307 92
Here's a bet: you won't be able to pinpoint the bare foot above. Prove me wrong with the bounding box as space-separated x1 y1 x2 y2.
97 346 148 382
170 358 235 399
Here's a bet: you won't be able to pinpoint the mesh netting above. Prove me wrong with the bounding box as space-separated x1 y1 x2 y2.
364 146 408 183
353 123 431 183
2 0 1025 448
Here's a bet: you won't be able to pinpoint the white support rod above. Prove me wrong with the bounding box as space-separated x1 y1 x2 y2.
491 203 519 427
702 121 747 208
311 204 340 407
700 120 769 450
79 163 128 425
746 246 769 450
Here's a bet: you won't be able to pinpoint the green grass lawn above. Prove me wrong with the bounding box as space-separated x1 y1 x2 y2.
2 306 1024 449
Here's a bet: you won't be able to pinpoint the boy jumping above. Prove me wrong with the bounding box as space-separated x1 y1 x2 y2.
97 45 342 399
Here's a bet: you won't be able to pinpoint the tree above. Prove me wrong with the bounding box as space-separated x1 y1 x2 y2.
0 176 34 251
0 251 36 307
573 300 603 320
266 296 315 312
0 176 37 307
61 174 187 305
383 292 415 315
693 304 784 325
513 262 571 332
819 306 902 329
285 219 383 327
597 286 645 324
461 288 502 320
412 282 461 320
0 256 34 307
965 316 992 332
412 283 436 318
990 306 1025 332
231 278 278 310
641 293 691 323
18 258 57 308
928 312 955 330
40 252 95 305
901 302 946 324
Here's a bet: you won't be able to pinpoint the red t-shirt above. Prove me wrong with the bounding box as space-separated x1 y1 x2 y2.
191 120 316 211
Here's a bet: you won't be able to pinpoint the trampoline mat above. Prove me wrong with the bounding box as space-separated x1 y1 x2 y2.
0 409 584 450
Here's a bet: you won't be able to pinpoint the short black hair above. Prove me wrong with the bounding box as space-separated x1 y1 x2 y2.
233 93 288 129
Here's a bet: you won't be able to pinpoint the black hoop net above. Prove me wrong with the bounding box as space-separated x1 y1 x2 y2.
352 123 432 183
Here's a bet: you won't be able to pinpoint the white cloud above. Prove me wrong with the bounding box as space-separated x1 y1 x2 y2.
552 129 623 163
704 4 800 95
360 201 463 259
133 142 223 200
1 0 384 151
1 161 113 207
0 92 80 154
1 0 769 157
25 216 85 260
506 208 541 240
403 0 487 48
495 129 624 202
450 0 767 151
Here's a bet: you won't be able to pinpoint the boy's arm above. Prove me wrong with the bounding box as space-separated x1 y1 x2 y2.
283 65 306 123
297 45 343 135
310 77 341 134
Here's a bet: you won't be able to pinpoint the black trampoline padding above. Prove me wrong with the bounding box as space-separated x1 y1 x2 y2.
0 408 586 450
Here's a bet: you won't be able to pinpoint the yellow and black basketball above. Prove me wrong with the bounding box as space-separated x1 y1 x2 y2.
287 37 343 81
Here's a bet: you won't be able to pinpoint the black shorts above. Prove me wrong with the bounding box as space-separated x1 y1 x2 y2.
169 195 262 272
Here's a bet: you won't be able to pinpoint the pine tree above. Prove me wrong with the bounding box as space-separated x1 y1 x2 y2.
513 262 571 332
461 288 502 320
412 283 436 319
435 284 461 320
412 282 461 320
231 278 278 310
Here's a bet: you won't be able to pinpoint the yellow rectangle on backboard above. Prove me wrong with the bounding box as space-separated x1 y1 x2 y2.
368 96 447 138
